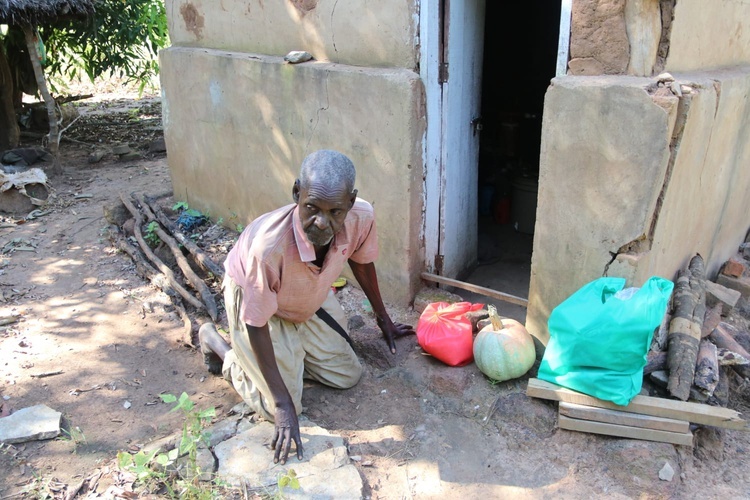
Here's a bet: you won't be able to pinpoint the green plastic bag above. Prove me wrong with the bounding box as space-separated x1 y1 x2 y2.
538 276 674 406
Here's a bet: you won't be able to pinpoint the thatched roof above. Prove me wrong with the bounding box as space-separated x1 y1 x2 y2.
0 0 95 26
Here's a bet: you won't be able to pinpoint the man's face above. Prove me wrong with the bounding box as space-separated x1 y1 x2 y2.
294 179 356 247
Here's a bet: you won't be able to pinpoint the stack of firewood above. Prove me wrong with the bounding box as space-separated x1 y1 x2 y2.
646 253 750 407
528 243 750 446
104 192 225 344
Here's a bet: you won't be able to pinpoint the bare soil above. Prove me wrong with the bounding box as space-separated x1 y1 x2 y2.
1 87 750 499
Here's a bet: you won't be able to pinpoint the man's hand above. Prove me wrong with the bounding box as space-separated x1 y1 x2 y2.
271 401 303 464
377 316 415 354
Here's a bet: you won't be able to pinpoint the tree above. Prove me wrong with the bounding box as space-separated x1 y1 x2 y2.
0 0 169 154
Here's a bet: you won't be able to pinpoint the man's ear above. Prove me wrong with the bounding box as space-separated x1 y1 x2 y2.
348 189 358 209
292 179 301 203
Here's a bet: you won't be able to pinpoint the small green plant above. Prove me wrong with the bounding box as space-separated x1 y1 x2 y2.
117 392 217 498
172 201 189 212
277 469 300 494
59 426 87 453
236 224 245 233
144 221 161 246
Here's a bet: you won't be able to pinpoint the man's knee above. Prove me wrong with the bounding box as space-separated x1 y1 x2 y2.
334 358 363 389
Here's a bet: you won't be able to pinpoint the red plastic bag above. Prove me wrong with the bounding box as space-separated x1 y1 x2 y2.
417 302 484 366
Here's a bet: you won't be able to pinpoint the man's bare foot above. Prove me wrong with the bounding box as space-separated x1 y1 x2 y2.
199 322 230 375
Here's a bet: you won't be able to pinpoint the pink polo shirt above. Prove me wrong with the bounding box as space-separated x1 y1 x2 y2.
224 199 379 327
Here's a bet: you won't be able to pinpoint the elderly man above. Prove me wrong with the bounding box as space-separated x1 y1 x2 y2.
200 149 414 465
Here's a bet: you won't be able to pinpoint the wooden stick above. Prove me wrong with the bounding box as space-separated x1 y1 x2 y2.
30 370 63 378
0 314 20 326
421 272 528 307
119 194 205 312
133 193 218 321
142 195 224 279
667 254 706 400
526 378 749 430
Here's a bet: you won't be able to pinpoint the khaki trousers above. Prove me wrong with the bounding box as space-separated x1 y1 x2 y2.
221 276 362 421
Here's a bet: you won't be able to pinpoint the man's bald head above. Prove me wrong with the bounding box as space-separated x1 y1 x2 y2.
298 150 356 193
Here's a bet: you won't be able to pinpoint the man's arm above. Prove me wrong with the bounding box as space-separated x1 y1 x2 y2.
348 260 415 353
246 323 303 464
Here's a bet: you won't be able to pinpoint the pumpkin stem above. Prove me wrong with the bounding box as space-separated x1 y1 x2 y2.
488 305 503 331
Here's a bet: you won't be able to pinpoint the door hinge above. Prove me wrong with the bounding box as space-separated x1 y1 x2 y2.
439 63 449 84
434 254 445 275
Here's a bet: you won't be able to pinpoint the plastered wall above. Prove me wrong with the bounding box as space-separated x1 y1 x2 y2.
527 67 750 344
164 0 418 69
160 47 425 304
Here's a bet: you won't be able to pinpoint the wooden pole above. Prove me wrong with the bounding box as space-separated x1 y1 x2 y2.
420 272 529 307
22 25 61 175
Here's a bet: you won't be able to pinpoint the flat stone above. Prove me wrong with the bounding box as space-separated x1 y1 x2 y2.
213 418 361 498
722 258 746 278
0 404 61 444
705 280 742 315
88 149 107 163
148 138 167 153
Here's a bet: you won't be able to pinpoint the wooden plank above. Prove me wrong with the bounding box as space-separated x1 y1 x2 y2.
421 272 529 307
559 402 690 433
527 378 749 431
558 414 694 446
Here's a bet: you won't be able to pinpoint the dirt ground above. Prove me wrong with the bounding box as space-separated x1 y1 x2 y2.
2 87 750 499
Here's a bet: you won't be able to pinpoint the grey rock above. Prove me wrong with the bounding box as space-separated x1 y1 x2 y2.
88 149 107 163
205 417 239 448
236 415 257 434
659 462 675 481
284 51 313 64
214 419 362 498
230 401 253 417
0 404 61 444
118 152 142 162
148 138 167 154
112 144 131 155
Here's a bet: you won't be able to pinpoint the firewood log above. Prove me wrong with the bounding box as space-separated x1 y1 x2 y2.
710 323 750 380
667 254 706 401
701 303 723 338
645 350 667 375
693 339 719 397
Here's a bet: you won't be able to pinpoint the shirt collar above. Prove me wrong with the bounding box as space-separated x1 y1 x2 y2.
292 206 316 263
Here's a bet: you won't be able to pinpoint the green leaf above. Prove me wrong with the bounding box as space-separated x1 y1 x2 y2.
160 393 177 403
279 476 290 488
172 201 188 211
155 453 170 466
167 447 179 461
290 477 300 489
117 452 133 468
184 208 203 218
198 407 216 419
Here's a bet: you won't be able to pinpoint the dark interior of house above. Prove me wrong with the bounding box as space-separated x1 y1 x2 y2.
461 1 562 319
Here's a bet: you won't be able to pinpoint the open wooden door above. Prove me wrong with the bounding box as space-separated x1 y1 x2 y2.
427 0 486 279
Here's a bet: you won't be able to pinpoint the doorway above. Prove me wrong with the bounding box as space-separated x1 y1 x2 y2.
467 2 562 320
422 1 562 322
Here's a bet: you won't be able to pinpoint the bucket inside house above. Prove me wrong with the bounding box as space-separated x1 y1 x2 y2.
511 176 538 234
